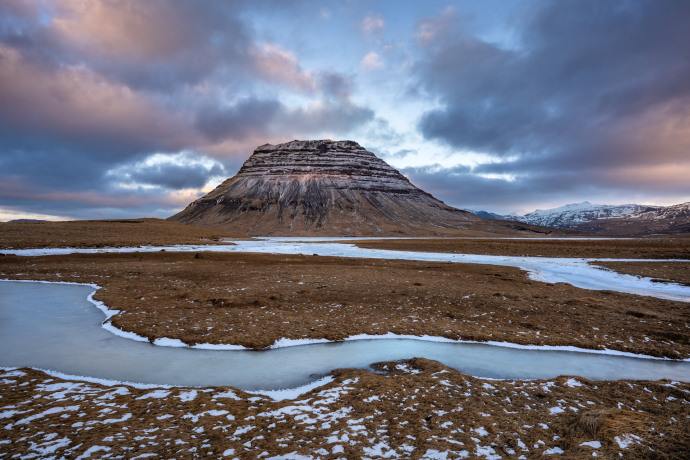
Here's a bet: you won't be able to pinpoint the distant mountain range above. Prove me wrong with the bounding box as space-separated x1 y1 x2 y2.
466 201 690 235
7 219 49 223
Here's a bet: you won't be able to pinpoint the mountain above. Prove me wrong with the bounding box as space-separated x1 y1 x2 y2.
467 202 647 228
170 140 569 237
569 202 690 235
467 210 507 220
467 201 690 235
7 219 49 223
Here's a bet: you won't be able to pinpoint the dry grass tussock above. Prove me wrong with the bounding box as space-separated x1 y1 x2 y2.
562 408 648 441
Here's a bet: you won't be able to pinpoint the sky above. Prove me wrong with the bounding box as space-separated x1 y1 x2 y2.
1 0 690 221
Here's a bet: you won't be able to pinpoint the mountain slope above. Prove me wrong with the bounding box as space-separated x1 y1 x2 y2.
468 201 690 235
169 140 568 237
570 202 690 235
519 202 649 228
468 202 646 227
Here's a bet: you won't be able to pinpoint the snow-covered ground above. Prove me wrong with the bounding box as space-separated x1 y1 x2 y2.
0 364 675 459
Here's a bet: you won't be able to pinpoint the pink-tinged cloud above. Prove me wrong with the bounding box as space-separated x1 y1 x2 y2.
361 14 385 36
0 0 39 17
360 51 382 70
416 6 456 47
0 44 197 150
49 0 206 61
250 43 317 93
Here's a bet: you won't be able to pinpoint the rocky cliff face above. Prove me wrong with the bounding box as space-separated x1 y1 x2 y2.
169 140 479 236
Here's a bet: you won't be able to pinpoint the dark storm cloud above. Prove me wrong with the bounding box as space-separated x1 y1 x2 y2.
415 0 690 174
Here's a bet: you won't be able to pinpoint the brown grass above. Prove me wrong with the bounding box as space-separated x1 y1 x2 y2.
0 218 248 250
563 408 648 440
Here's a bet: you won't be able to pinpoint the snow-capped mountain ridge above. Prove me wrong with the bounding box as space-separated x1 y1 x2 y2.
467 202 649 228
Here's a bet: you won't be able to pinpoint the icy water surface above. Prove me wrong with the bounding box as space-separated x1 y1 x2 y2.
1 281 689 390
7 239 690 302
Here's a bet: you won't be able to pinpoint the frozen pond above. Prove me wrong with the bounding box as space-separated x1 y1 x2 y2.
1 281 689 391
8 239 690 302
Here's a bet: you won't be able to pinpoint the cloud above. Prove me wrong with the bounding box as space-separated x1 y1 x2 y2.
5 1 687 221
412 0 690 203
389 149 417 158
107 153 227 191
400 160 690 215
195 98 282 143
277 100 375 137
361 13 384 36
318 72 354 100
0 175 204 220
415 6 456 47
250 43 317 93
0 1 380 219
0 44 195 154
25 0 252 91
361 51 382 69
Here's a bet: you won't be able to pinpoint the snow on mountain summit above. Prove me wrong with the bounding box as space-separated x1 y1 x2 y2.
467 202 648 228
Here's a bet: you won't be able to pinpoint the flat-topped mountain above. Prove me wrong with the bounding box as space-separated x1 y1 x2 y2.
170 140 567 236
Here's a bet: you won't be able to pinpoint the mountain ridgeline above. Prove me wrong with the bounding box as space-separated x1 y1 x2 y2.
468 201 690 235
169 140 562 237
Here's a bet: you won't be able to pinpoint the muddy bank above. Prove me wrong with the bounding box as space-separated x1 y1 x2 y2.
0 218 247 250
1 251 688 358
353 238 690 259
1 360 687 459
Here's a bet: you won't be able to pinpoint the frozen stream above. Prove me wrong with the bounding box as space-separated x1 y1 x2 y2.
1 281 690 391
7 239 690 302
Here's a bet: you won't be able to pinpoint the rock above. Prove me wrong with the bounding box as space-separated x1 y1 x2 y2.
194 253 203 259
170 140 479 236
